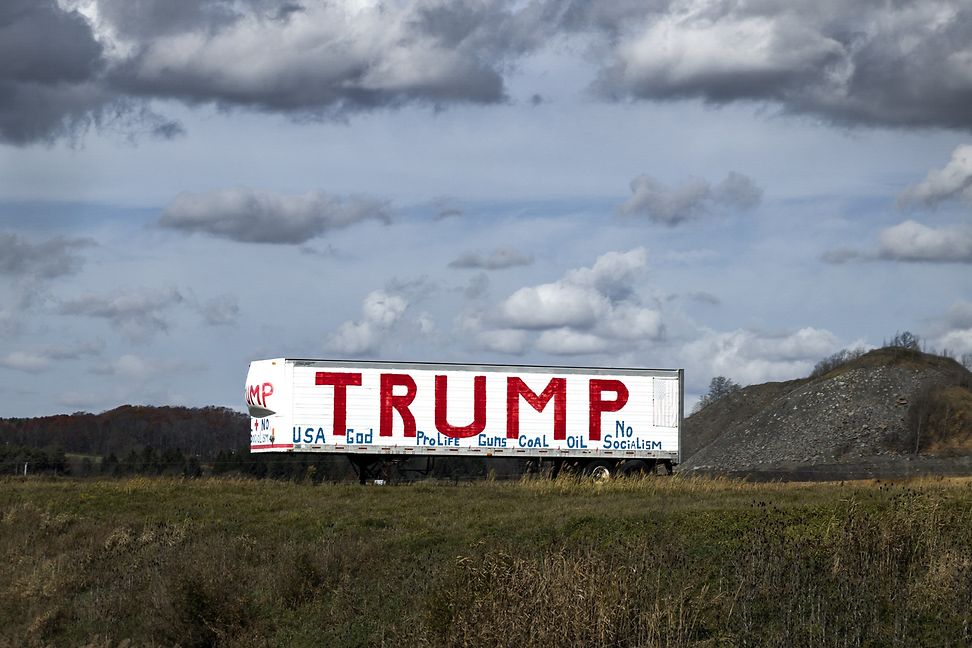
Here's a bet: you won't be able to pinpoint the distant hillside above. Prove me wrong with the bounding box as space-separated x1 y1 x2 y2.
0 406 248 458
682 347 972 478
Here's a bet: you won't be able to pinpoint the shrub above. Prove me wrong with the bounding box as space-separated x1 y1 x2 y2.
810 347 868 377
692 376 741 414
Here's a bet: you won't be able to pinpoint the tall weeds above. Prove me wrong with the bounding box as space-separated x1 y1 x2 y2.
1 477 970 646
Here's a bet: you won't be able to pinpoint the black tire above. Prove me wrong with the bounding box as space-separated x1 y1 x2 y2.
621 459 655 477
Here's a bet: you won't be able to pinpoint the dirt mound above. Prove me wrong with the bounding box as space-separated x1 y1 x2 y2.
680 348 972 476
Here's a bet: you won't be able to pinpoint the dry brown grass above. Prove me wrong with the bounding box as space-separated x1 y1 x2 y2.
923 385 972 455
1 476 970 647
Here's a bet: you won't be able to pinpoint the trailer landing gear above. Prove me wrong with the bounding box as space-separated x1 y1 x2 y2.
347 455 435 484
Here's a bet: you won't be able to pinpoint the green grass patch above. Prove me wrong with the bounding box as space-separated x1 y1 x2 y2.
1 476 970 646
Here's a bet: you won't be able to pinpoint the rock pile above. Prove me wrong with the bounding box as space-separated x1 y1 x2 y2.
680 348 972 477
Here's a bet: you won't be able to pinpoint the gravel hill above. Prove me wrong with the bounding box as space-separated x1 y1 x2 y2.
680 348 972 478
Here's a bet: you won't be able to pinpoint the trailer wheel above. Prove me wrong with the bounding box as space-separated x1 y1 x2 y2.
621 459 654 477
583 460 613 482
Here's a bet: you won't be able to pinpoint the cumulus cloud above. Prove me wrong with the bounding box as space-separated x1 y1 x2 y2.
535 328 611 355
0 0 186 144
928 301 972 355
619 171 761 225
478 329 528 355
160 188 391 244
0 0 109 144
823 220 972 264
482 248 663 356
0 232 93 279
328 290 408 356
58 288 185 342
589 0 972 130
107 0 544 115
898 144 972 208
683 327 841 386
0 341 103 373
449 248 534 270
876 221 972 263
457 312 528 355
10 0 972 143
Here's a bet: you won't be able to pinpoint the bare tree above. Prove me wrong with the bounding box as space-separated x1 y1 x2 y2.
693 376 741 414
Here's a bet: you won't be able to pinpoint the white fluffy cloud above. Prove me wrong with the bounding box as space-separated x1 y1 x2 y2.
899 144 972 208
930 301 972 355
485 248 663 356
535 328 611 355
683 327 841 386
500 282 603 330
328 290 408 356
593 0 972 130
108 0 540 115
10 0 972 145
824 219 972 265
877 221 972 263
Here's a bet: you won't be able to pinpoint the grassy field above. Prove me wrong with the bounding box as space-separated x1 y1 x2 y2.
1 476 971 647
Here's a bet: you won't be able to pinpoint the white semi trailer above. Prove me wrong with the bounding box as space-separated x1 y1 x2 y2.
245 359 682 482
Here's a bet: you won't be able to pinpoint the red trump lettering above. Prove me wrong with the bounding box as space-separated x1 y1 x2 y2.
435 374 486 438
506 377 566 440
315 372 362 436
588 379 629 441
380 373 417 437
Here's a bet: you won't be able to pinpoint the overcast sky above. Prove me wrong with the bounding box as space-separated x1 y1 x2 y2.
2 0 971 417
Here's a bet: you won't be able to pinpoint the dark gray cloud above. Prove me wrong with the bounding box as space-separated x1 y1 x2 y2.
8 0 972 144
432 197 464 220
0 0 110 144
619 171 761 225
587 0 972 130
0 232 92 279
109 0 545 116
463 273 490 300
199 295 240 326
448 248 534 270
820 247 863 264
159 188 390 244
59 288 185 342
91 0 242 40
684 291 721 306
